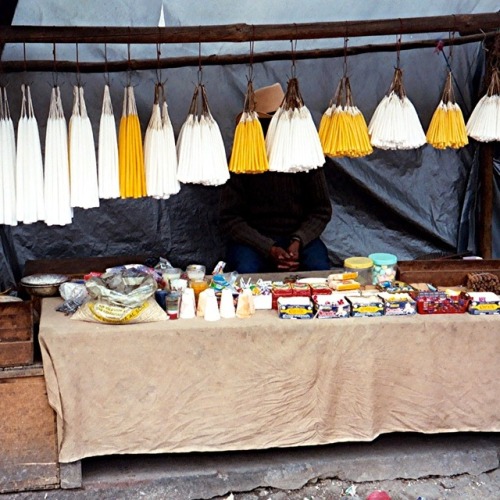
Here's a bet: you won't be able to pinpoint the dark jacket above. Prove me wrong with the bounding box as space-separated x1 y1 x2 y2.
219 168 332 256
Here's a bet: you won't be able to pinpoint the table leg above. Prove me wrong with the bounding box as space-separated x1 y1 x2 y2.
60 461 82 489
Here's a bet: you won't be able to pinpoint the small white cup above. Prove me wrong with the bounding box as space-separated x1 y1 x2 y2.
204 292 221 321
220 288 236 319
180 288 196 319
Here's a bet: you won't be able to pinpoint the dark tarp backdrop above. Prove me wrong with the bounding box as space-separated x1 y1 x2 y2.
0 1 499 289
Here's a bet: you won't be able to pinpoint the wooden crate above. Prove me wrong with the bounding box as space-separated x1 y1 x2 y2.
0 301 34 368
24 254 151 279
0 365 59 493
397 259 500 286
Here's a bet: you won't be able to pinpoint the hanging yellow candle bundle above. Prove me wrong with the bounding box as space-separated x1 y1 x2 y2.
118 86 146 198
229 81 269 174
319 77 372 158
427 71 468 149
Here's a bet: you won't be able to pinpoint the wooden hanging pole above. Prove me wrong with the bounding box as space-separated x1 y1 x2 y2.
1 31 494 74
0 13 499 45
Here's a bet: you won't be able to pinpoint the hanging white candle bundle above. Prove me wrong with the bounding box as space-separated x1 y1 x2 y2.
144 83 180 198
176 84 229 186
426 71 468 149
0 87 17 226
229 80 269 174
44 86 73 226
368 68 426 150
265 77 324 173
466 68 500 142
16 84 45 224
69 85 99 209
98 84 120 199
319 76 373 158
161 100 181 194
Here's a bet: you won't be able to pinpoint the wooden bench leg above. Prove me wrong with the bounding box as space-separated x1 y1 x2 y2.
60 461 82 489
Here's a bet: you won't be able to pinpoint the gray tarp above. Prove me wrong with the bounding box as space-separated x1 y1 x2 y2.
0 1 499 289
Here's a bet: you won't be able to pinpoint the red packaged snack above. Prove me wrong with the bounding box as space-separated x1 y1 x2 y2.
309 283 332 295
271 283 293 310
414 291 470 314
290 283 311 297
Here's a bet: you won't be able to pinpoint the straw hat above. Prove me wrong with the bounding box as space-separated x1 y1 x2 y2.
235 82 285 123
254 83 285 118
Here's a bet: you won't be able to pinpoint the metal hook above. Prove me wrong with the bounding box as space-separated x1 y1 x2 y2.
396 33 402 69
156 42 163 84
290 38 297 78
197 29 203 85
343 36 349 78
75 42 82 87
448 30 455 67
23 42 28 74
52 42 58 87
126 43 132 86
247 25 255 83
103 43 110 86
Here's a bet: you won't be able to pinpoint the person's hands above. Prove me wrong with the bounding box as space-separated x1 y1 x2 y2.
270 245 299 271
287 240 301 260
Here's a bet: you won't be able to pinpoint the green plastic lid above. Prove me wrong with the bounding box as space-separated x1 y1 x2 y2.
368 252 398 266
344 256 373 269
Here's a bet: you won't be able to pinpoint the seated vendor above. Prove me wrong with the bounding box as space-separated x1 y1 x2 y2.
220 170 332 273
219 83 333 274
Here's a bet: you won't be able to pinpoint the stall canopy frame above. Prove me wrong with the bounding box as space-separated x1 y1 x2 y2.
0 11 499 259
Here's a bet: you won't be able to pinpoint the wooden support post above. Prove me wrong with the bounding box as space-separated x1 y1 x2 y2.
477 34 499 259
478 143 494 259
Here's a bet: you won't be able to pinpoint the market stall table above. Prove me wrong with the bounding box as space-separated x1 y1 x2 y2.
39 297 500 468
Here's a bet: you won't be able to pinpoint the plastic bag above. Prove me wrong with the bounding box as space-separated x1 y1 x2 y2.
72 268 167 324
56 281 89 315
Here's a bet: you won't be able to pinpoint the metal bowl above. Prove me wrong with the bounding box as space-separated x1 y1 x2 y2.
20 273 69 297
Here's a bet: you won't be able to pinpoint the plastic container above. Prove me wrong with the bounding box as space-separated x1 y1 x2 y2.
344 256 373 286
368 253 398 286
186 264 206 281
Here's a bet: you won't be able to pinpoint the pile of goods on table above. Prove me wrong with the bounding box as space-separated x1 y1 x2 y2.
12 252 500 325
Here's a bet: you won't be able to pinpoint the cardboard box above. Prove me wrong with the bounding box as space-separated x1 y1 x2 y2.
277 296 314 319
252 293 272 310
379 292 417 316
312 293 350 319
468 292 500 315
347 295 384 317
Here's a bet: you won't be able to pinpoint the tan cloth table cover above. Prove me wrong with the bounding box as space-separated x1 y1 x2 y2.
38 297 500 463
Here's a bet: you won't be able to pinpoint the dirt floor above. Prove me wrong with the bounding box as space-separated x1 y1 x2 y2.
220 469 500 499
2 434 499 499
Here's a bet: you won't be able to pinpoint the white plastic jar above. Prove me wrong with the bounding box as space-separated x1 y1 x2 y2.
368 253 398 286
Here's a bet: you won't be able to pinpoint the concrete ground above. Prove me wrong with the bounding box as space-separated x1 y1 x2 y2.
2 432 499 499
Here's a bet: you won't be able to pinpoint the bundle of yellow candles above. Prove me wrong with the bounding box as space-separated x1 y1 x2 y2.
118 86 146 198
229 81 269 174
319 76 372 158
427 71 468 149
